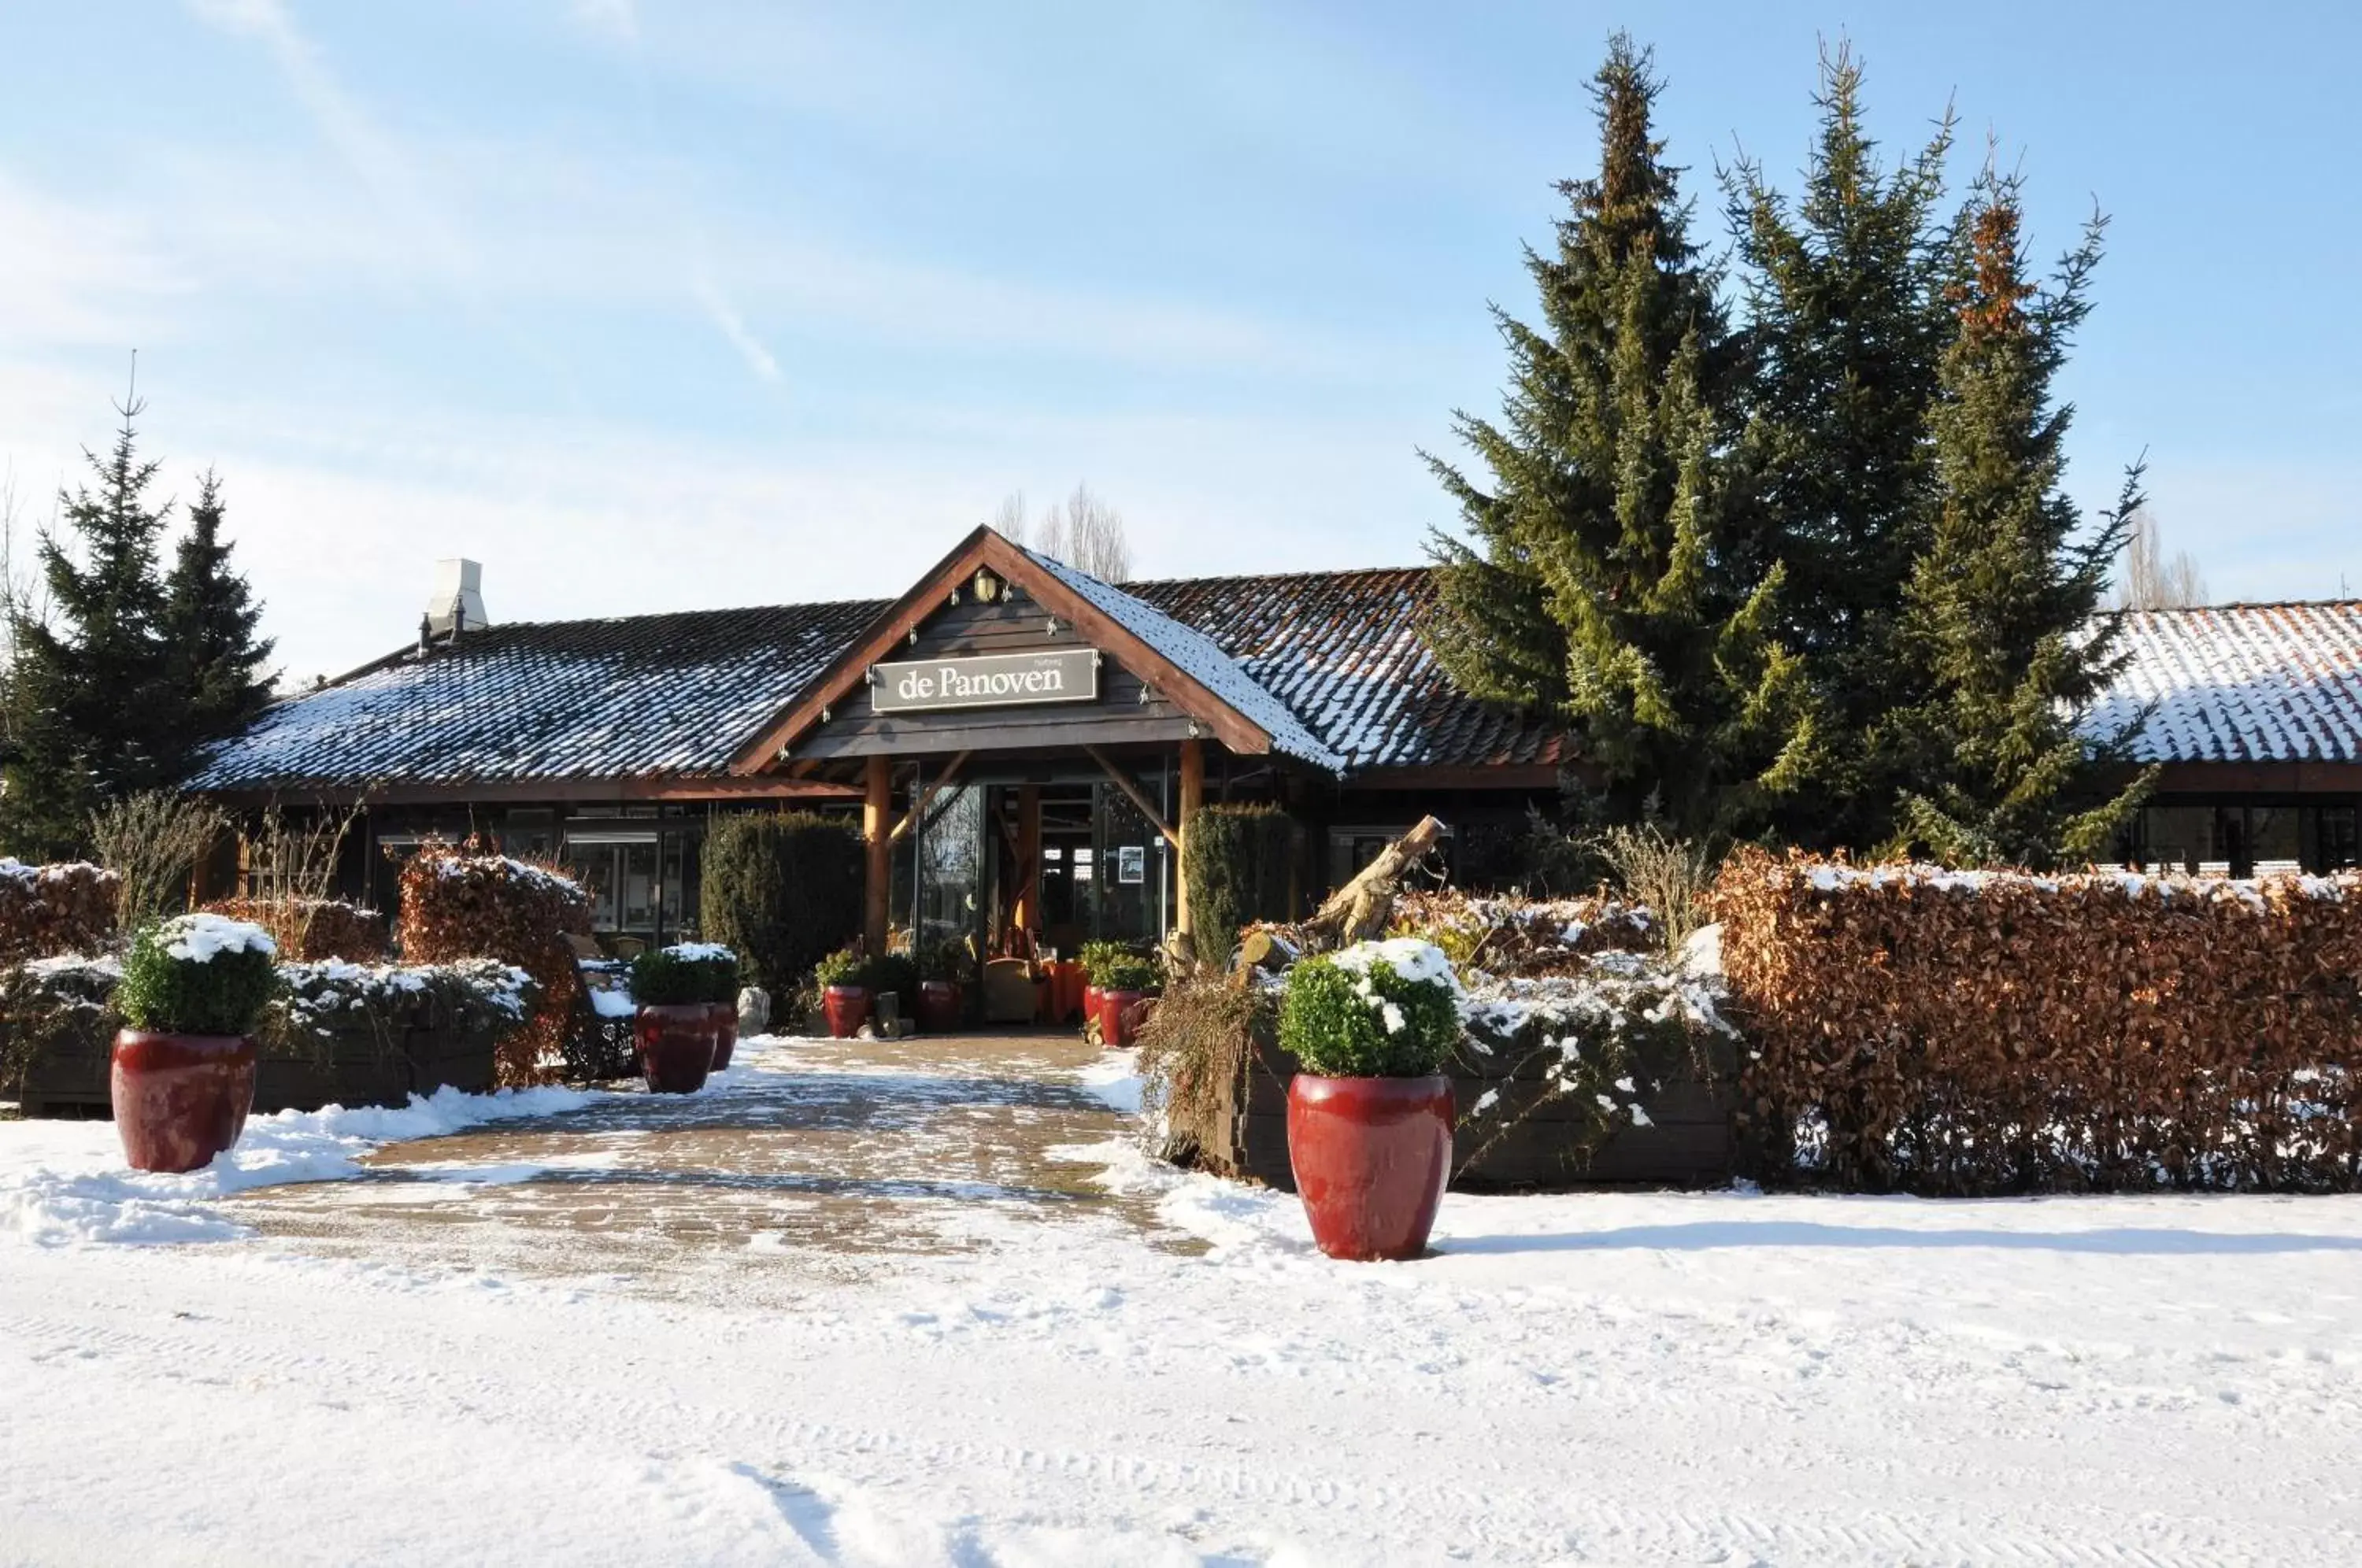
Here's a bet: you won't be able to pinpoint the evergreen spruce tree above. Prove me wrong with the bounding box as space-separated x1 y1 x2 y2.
161 468 275 767
0 397 178 860
1425 34 1813 838
1726 43 1956 849
1891 168 2151 867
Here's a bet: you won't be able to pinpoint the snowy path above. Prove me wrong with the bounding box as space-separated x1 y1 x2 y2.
5 1037 2362 1565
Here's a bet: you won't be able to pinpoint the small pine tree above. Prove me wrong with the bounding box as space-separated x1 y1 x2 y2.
161 468 276 767
0 396 179 860
1890 168 2153 867
1726 43 1957 850
1426 34 1813 837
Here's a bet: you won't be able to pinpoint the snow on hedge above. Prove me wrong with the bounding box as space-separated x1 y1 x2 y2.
662 941 737 963
276 958 537 1029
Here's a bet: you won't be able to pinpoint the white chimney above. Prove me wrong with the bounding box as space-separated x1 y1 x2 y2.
427 558 488 638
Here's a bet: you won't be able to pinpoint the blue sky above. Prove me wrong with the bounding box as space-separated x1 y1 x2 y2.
2 2 2356 682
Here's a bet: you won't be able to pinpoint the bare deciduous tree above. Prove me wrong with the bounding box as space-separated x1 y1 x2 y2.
987 483 1134 582
2115 508 2209 610
1047 483 1131 582
987 490 1027 542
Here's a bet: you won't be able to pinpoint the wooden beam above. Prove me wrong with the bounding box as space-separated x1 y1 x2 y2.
1084 745 1179 849
863 755 891 956
889 750 972 841
1175 738 1204 936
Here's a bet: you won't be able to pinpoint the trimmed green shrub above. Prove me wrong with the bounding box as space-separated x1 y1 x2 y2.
1183 804 1298 962
699 812 864 993
916 938 971 983
664 941 741 1004
864 952 920 1001
1279 939 1461 1078
629 948 703 1006
813 945 864 989
1103 956 1161 994
116 914 280 1037
1078 940 1131 988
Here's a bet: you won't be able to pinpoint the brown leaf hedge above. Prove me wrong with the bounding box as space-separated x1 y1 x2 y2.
0 860 120 963
1713 849 2362 1194
203 897 389 962
394 845 590 1086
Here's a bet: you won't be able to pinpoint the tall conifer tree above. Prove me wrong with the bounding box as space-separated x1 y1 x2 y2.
161 468 275 767
0 397 177 860
1892 168 2150 867
1726 43 1956 849
1425 35 1812 837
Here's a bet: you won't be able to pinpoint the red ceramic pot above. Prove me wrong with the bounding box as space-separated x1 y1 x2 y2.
915 978 962 1034
822 985 871 1039
1286 1073 1453 1262
1082 982 1102 1033
707 1001 739 1071
111 1030 257 1174
1053 962 1084 1023
1094 988 1145 1048
635 1004 716 1093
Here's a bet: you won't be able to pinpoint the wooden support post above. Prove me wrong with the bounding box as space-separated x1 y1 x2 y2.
864 755 891 956
1175 738 1204 936
1013 783 1042 938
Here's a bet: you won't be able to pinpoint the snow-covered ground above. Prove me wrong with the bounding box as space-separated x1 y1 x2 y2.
5 1036 2360 1565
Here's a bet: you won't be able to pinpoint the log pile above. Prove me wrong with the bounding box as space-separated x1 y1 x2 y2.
1713 848 2362 1193
0 860 120 963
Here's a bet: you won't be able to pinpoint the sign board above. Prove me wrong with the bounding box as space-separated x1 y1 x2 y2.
870 649 1100 714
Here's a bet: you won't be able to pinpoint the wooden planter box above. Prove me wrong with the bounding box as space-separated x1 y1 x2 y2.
1200 1033 1740 1193
13 1001 502 1120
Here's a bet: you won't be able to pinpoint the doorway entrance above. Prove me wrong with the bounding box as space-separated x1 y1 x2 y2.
890 767 1172 964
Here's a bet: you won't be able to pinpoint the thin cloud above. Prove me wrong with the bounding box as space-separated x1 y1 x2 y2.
690 268 783 385
571 0 638 46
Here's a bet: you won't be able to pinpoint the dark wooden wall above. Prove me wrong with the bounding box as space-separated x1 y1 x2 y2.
1209 1041 1736 1192
795 596 1199 759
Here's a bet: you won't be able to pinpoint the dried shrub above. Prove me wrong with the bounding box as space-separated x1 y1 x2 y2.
202 897 387 962
0 859 120 963
1713 849 2362 1194
395 843 590 1086
1135 971 1272 1166
89 790 230 928
1590 824 1716 950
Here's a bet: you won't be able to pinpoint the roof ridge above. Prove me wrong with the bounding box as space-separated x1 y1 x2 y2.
2125 598 2362 614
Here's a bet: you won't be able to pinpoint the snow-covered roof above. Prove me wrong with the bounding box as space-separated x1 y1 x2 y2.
191 563 1569 793
1022 549 1344 771
2082 601 2362 764
188 601 887 790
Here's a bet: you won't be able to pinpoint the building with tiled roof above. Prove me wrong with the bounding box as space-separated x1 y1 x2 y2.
191 533 2360 949
2082 601 2362 876
194 529 1569 951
